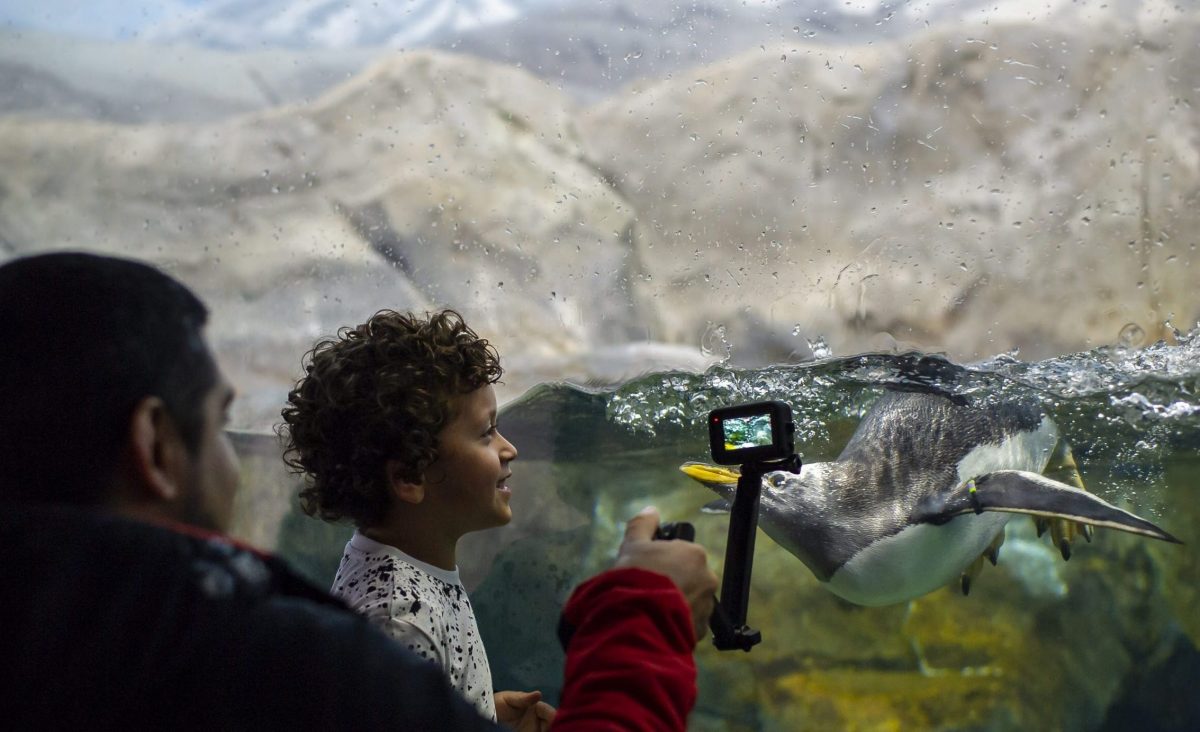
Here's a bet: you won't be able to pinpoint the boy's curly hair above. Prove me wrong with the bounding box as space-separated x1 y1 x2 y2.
279 309 502 527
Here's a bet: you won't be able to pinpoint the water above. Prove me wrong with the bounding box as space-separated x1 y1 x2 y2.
262 329 1200 730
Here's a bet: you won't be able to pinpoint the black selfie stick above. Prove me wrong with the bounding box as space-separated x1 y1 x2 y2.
654 399 801 652
710 454 801 651
656 452 801 652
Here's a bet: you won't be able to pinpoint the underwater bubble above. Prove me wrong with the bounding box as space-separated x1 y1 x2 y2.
1112 393 1200 423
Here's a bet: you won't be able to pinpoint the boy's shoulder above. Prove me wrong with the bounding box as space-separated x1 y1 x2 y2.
334 534 465 616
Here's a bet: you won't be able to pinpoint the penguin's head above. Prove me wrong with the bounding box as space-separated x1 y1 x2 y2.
679 461 825 512
679 460 843 581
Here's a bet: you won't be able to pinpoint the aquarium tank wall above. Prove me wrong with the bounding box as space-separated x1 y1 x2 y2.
2 1 1198 729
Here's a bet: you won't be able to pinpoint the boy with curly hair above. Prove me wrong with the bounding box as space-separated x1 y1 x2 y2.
280 309 553 730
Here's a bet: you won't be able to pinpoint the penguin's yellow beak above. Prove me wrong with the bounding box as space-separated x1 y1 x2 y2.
679 461 740 489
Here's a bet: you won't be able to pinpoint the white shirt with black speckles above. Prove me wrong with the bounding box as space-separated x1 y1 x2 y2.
331 531 496 721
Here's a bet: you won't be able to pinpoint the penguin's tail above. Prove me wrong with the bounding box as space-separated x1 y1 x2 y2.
934 470 1180 544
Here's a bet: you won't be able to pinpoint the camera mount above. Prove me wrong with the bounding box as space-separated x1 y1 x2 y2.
711 453 801 651
656 400 801 651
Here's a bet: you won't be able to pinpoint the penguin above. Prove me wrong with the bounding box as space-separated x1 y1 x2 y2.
681 388 1180 607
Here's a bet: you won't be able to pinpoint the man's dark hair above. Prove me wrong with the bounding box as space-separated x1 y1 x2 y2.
0 252 216 504
280 309 502 528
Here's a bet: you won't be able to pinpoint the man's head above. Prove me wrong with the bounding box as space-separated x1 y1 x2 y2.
280 309 505 528
0 252 239 530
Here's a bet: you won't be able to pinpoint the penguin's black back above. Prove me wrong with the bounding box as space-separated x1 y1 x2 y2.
833 389 1046 517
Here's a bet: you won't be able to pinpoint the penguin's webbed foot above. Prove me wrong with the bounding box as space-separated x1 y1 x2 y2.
984 530 1004 566
959 553 987 596
1040 439 1095 558
1051 519 1070 560
959 530 1005 596
1047 517 1095 560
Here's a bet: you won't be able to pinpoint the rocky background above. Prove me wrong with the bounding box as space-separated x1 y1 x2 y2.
3 1 1199 429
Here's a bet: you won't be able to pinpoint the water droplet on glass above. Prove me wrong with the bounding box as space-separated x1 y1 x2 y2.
700 322 731 362
1118 323 1145 348
807 337 833 359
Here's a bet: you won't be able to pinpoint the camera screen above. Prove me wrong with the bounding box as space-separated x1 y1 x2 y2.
721 414 774 450
708 400 795 465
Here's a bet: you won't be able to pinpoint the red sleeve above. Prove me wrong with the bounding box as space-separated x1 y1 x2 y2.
551 567 697 732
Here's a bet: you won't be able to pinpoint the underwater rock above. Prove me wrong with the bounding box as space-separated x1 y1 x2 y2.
1153 457 1200 646
677 499 1186 730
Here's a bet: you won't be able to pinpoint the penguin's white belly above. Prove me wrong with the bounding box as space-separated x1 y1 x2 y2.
825 512 1011 605
822 419 1057 606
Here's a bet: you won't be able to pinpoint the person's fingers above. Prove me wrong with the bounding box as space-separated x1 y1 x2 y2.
514 705 542 732
692 591 716 643
622 505 660 544
535 701 556 721
497 690 541 713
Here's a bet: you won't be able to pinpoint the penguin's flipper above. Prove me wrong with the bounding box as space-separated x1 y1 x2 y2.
933 470 1180 544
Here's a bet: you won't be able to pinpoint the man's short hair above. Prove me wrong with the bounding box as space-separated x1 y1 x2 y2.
280 309 502 527
0 252 216 504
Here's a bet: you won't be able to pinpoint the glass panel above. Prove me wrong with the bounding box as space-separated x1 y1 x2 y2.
3 1 1198 728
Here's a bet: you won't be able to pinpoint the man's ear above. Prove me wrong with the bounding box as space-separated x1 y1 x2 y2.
124 396 189 502
385 459 425 504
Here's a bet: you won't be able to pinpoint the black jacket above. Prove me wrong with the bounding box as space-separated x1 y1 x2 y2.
0 504 501 731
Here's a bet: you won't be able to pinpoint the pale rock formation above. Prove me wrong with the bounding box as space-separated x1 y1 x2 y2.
580 16 1200 362
0 50 653 425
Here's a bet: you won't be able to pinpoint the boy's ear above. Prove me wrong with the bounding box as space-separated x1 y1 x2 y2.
124 396 189 503
385 459 425 504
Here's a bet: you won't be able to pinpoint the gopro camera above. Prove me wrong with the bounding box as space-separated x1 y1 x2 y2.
708 400 796 466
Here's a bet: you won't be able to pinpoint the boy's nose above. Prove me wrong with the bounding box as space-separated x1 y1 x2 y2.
499 432 518 460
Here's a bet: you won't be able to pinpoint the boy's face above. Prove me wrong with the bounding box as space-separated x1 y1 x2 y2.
422 384 517 534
